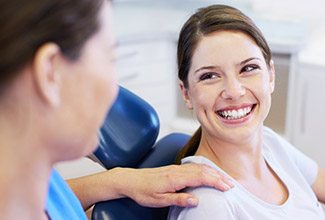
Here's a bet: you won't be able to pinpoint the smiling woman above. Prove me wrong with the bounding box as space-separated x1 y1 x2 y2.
169 4 325 220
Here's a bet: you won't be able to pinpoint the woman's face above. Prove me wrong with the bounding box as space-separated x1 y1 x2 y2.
181 30 274 144
57 1 118 159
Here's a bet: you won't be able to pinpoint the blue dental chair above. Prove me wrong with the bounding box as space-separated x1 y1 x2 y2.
91 86 190 220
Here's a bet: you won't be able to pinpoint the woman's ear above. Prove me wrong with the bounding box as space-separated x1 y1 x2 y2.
179 80 193 110
268 60 275 93
32 43 61 107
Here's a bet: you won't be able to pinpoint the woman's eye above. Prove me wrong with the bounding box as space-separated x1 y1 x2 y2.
241 64 260 73
199 72 218 81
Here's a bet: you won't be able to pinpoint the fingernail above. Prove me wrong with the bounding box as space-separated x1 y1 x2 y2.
222 182 233 191
187 198 198 206
226 179 234 188
224 184 230 191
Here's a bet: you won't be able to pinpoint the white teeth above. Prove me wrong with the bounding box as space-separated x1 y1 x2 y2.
218 106 252 120
231 110 238 118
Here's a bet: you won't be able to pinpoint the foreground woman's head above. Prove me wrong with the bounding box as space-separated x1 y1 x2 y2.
0 0 118 161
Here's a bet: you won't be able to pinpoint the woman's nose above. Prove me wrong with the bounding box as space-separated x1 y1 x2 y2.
221 77 245 100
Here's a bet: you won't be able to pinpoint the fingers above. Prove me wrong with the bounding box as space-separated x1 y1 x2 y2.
170 163 234 192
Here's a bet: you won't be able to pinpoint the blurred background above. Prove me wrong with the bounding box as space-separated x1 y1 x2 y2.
56 0 325 178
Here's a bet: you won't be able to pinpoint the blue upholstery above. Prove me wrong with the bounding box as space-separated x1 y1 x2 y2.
94 86 160 169
91 86 190 220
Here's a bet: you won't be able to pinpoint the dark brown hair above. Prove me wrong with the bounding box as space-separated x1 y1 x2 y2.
0 0 104 89
176 4 272 163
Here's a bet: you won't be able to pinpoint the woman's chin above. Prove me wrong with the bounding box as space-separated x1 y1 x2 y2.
84 135 100 155
68 135 100 160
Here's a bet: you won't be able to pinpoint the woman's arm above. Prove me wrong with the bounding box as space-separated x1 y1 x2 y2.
312 167 325 203
67 163 233 210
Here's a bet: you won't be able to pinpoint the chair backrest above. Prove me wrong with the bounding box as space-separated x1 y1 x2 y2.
91 86 190 220
94 86 160 169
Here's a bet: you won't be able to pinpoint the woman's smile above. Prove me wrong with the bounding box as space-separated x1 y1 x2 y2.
215 103 257 125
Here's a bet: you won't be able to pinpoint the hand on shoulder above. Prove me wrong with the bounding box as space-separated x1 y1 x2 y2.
116 163 233 207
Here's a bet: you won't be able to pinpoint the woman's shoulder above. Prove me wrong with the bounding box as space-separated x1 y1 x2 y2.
170 156 238 220
169 185 237 220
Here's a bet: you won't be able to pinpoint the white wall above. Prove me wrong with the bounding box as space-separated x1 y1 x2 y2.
247 0 325 64
250 0 325 21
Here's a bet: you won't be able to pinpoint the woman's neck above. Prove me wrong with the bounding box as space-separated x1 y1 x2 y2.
195 129 265 180
196 128 289 205
0 120 52 220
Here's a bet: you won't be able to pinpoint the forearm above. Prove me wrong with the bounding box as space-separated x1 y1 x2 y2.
66 167 128 210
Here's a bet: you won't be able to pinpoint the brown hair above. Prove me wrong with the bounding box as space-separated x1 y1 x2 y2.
0 0 104 89
176 4 272 163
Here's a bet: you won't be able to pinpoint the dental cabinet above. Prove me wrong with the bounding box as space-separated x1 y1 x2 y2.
291 62 325 167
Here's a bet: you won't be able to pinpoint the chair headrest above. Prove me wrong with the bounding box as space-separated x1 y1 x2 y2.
94 86 160 169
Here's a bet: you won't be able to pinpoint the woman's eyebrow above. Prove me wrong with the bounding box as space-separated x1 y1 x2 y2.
194 57 261 73
194 65 219 74
239 57 261 65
